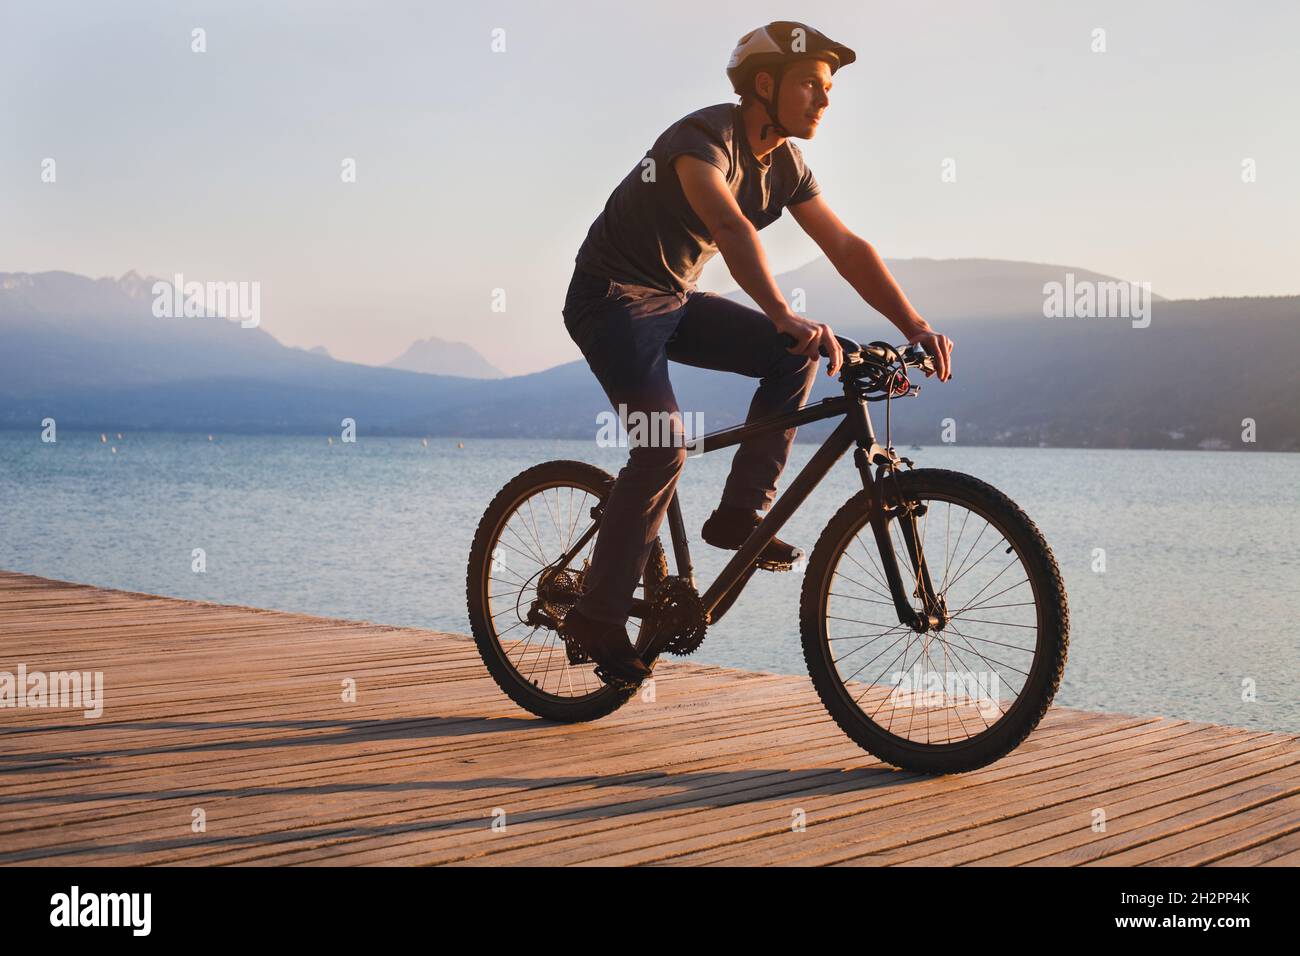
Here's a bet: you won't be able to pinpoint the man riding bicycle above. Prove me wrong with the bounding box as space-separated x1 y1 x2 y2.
561 21 954 684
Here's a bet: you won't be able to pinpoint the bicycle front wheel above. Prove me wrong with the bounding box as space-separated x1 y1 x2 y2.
800 468 1069 774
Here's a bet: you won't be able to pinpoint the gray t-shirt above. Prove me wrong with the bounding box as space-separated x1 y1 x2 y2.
574 103 821 294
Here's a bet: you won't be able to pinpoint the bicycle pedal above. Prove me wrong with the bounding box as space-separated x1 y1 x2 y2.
756 551 803 573
593 664 650 689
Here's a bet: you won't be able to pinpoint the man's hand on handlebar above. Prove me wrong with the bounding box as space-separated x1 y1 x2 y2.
905 326 954 382
775 312 843 377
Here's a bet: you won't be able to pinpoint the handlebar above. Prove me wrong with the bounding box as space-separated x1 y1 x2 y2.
778 332 935 375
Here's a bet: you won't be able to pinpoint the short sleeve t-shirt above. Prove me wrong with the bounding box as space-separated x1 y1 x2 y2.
574 103 820 294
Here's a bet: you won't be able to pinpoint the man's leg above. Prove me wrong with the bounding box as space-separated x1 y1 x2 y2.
667 291 819 512
563 278 690 627
578 386 688 626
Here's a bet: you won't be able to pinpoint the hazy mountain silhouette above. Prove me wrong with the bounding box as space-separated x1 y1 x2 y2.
2 264 1296 450
384 335 502 378
744 256 1167 324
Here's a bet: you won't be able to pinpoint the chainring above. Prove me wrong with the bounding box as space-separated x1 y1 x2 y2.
648 577 709 656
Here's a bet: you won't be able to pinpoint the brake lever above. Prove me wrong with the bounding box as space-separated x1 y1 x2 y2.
899 343 929 366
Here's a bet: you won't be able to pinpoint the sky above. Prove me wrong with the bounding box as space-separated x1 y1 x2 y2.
4 0 1298 375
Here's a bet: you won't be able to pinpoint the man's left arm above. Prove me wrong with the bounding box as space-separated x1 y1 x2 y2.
790 195 953 381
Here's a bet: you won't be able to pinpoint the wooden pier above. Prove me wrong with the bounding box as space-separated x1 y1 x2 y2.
0 570 1296 866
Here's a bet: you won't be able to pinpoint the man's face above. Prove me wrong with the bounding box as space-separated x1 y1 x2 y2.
756 58 832 139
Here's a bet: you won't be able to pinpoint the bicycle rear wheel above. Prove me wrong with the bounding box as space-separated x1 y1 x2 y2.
466 460 668 722
800 468 1069 773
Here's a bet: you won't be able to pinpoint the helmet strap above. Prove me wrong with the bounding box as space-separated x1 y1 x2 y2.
755 63 787 140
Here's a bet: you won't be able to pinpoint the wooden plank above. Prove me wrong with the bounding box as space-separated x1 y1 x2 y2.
1081 794 1300 866
0 570 1296 867
885 741 1300 865
613 724 1255 868
1207 828 1300 866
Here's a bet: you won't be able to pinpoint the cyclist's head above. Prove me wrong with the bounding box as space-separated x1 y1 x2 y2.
726 21 856 139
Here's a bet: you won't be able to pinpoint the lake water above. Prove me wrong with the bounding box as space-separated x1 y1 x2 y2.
1 430 1296 733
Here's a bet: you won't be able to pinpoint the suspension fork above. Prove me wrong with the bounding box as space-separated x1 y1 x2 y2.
855 451 945 628
885 469 946 622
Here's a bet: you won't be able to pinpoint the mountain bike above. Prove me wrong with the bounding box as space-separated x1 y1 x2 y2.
466 335 1069 773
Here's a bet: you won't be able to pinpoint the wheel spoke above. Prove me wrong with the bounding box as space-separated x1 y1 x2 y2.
832 567 892 602
477 479 654 703
820 480 1056 757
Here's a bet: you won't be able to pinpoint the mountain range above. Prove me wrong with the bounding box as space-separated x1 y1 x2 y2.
1 262 1296 450
383 335 502 378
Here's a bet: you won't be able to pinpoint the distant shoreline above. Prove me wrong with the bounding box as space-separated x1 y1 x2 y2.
1 428 1292 454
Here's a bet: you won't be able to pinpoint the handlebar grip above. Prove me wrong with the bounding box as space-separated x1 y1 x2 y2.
779 332 936 374
778 331 862 358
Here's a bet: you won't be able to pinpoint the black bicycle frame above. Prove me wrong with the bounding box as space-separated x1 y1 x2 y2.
626 384 936 631
545 372 940 632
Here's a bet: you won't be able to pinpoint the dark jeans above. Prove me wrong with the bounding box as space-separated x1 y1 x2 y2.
562 266 818 627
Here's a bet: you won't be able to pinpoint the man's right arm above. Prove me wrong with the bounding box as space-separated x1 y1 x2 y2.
674 155 843 375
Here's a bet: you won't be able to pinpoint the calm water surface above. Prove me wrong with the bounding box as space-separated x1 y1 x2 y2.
1 431 1296 733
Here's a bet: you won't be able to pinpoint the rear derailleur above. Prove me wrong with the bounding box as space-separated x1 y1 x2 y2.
526 563 593 665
